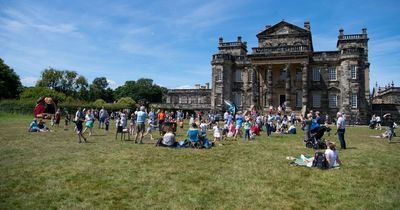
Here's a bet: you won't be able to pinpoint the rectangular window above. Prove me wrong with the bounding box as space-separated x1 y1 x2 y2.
181 96 187 104
312 92 321 108
350 65 357 79
248 70 253 83
329 94 337 108
312 68 320 81
328 67 337 81
296 91 302 107
216 69 222 81
280 70 287 81
235 69 242 82
296 69 302 81
234 93 242 106
351 93 358 108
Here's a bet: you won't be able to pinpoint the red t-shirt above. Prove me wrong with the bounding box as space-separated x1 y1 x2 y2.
34 104 45 117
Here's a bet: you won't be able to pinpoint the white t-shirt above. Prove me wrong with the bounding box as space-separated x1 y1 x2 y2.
337 116 346 129
162 132 176 146
200 123 208 133
325 148 339 168
213 125 221 138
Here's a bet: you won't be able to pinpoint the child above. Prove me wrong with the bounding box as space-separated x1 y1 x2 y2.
243 117 252 141
55 108 61 127
105 117 110 133
144 118 155 140
64 110 70 130
227 121 235 138
75 116 87 143
213 122 221 142
50 115 55 127
200 120 208 137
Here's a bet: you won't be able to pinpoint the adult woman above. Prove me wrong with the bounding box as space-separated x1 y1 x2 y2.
83 109 94 136
187 123 200 143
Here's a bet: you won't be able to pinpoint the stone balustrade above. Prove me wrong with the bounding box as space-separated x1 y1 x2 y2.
252 45 309 55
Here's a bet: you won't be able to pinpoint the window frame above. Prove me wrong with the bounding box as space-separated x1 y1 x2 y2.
312 68 321 82
312 91 321 108
328 67 337 81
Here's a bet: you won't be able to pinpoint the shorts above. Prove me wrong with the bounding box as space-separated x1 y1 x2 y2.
136 123 145 133
99 116 105 123
235 125 241 130
85 121 94 128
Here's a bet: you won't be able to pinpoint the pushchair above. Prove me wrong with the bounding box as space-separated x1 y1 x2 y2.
305 125 331 149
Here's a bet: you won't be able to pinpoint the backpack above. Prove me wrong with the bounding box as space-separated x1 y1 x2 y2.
312 152 328 169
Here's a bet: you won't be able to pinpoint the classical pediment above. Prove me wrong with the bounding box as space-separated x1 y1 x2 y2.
257 21 309 37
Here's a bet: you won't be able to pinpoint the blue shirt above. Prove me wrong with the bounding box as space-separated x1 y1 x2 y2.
187 128 199 141
136 111 148 124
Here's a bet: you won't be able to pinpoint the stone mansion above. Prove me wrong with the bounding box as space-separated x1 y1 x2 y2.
156 21 371 122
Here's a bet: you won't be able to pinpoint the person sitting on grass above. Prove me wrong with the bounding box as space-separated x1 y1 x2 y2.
38 119 50 132
187 123 200 144
157 126 177 147
325 141 342 168
28 118 40 132
287 123 297 134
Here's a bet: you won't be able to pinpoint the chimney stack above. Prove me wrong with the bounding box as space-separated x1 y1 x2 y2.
219 37 223 43
304 21 310 30
205 83 210 89
237 36 242 42
195 84 200 89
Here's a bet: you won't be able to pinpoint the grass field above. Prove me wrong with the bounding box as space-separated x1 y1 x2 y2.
0 113 399 209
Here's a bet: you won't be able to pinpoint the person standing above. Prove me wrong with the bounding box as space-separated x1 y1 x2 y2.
336 112 347 149
135 106 148 144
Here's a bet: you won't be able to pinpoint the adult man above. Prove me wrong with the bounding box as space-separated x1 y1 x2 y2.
135 106 148 144
98 106 108 129
336 112 347 149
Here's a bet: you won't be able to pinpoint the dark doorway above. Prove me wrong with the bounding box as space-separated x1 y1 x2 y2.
280 95 286 106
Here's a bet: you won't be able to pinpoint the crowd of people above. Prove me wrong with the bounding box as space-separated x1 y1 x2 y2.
28 103 399 169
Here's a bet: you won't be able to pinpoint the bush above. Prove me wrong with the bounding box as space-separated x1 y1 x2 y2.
117 97 136 109
20 87 66 103
0 99 36 115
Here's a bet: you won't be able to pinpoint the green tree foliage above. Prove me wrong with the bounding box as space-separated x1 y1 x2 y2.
89 77 114 102
93 99 106 107
0 58 23 99
36 68 89 100
114 78 166 103
20 87 67 103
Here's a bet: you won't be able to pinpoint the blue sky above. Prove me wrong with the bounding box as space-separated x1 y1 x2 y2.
0 0 399 89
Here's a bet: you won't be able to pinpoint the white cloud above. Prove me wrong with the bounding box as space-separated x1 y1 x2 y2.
175 85 193 89
21 76 38 87
106 79 119 89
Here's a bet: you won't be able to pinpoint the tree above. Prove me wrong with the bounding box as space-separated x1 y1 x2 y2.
89 77 111 102
114 78 165 103
20 87 66 103
36 68 64 91
0 58 22 99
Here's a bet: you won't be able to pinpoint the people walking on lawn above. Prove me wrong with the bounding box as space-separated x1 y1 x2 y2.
98 106 108 129
234 111 244 139
75 114 87 143
336 112 347 149
134 106 148 144
243 116 252 141
83 109 94 136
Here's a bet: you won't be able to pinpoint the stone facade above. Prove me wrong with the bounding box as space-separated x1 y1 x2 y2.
371 83 400 121
211 21 371 122
151 84 211 111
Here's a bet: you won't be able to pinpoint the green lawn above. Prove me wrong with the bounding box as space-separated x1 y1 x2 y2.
0 113 399 209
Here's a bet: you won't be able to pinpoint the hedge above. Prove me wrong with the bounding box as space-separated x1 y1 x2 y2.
0 99 137 115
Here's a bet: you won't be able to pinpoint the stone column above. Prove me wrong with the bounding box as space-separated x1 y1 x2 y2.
267 64 273 107
284 64 292 111
301 62 308 107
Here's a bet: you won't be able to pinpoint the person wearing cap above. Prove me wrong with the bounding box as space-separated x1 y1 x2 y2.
336 112 346 149
135 106 148 144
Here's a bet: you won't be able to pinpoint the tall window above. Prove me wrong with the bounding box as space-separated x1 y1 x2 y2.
350 65 357 79
312 68 320 81
329 94 337 108
351 93 358 108
234 92 242 106
216 69 222 81
248 70 253 83
280 70 287 81
296 69 302 81
328 67 337 81
312 92 321 108
296 91 302 107
235 70 242 82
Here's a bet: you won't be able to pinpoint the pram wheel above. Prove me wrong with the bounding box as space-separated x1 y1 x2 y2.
306 142 313 148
